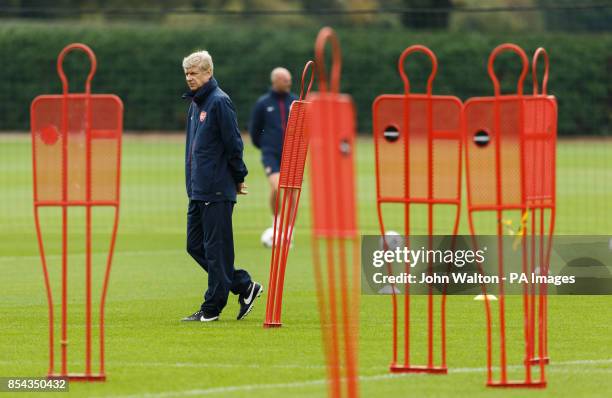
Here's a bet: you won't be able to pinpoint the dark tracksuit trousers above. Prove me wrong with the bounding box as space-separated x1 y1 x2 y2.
186 200 251 315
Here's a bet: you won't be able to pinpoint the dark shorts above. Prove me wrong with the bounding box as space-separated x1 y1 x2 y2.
261 152 281 176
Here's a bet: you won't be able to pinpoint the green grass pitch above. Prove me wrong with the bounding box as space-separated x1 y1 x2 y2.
0 135 611 397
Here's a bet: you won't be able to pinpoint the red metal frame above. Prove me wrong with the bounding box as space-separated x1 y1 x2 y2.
527 47 556 367
264 60 315 328
463 44 556 388
308 27 359 398
31 43 123 382
372 45 463 374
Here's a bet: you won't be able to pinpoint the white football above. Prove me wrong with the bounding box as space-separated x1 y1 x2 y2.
379 230 405 251
261 227 275 248
260 226 295 249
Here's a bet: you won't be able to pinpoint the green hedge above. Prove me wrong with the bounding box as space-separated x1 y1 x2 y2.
0 23 610 135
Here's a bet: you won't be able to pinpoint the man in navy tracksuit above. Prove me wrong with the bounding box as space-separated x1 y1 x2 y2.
180 50 263 322
248 67 298 226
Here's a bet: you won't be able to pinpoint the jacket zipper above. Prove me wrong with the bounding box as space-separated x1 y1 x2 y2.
187 105 197 184
278 98 287 131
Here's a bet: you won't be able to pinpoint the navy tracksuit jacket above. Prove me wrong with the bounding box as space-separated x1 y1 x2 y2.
248 89 298 174
183 77 251 315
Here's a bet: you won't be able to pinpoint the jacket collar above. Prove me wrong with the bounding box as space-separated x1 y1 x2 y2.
183 77 218 105
269 88 288 99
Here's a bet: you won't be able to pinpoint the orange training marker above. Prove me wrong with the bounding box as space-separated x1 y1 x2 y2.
264 60 315 328
373 45 463 375
307 27 359 398
463 43 556 388
31 43 123 382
